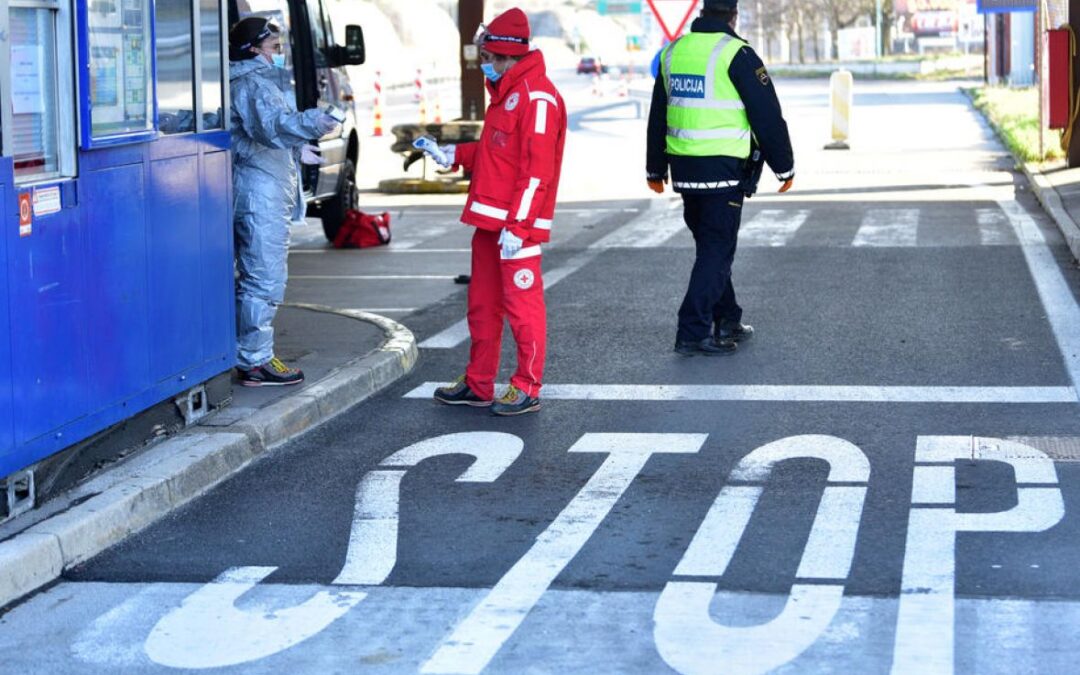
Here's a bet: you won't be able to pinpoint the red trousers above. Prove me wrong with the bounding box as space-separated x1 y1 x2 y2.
464 228 547 399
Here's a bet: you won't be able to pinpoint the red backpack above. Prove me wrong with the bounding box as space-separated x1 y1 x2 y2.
332 210 391 249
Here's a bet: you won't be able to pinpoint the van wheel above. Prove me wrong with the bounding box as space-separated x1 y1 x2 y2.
321 158 358 242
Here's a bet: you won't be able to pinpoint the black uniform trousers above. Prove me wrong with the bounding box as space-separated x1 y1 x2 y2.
676 191 744 343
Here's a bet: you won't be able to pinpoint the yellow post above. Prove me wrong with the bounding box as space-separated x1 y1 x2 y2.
825 69 853 150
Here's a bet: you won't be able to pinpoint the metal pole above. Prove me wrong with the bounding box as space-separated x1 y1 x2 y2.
1069 0 1080 165
875 0 883 58
459 0 485 122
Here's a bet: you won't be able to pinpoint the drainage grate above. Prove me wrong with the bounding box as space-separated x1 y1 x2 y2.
175 384 210 427
0 470 35 522
998 436 1080 462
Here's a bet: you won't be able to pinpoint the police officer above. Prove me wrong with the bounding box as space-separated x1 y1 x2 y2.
646 0 794 356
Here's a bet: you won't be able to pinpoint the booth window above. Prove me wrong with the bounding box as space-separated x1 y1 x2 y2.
199 0 224 130
83 0 155 145
155 0 195 135
10 7 61 180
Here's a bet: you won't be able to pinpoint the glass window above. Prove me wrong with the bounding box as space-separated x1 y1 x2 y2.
86 0 154 140
200 0 224 130
10 8 60 181
155 0 195 135
305 0 328 67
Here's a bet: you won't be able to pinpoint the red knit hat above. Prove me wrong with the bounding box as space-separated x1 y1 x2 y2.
481 8 530 56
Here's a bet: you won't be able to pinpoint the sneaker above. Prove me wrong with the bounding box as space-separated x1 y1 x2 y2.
434 376 492 407
673 336 738 357
237 357 304 387
716 321 754 343
491 385 541 416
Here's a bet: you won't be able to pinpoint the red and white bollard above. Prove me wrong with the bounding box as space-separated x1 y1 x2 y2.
415 67 428 125
372 69 384 137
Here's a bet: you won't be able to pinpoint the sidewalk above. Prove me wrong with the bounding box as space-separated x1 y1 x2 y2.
1024 162 1080 262
0 302 417 608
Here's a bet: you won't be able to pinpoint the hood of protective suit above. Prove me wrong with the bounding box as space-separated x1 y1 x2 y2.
230 57 272 81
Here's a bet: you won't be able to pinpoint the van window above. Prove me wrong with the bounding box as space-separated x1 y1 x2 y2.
10 7 61 180
156 0 196 134
305 0 328 67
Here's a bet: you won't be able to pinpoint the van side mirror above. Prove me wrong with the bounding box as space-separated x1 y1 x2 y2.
342 24 365 65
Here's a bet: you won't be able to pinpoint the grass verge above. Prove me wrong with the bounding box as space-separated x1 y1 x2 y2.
967 86 1063 163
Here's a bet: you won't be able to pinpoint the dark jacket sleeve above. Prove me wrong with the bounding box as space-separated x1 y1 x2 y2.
646 74 669 181
729 47 795 181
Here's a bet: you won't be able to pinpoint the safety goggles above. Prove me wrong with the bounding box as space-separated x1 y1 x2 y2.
472 23 527 50
237 19 278 52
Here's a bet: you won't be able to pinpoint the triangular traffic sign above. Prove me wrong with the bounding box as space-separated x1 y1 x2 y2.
645 0 702 42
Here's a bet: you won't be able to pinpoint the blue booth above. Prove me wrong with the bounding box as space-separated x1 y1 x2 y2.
0 0 234 492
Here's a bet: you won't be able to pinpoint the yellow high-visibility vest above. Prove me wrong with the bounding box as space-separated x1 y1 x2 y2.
661 32 751 158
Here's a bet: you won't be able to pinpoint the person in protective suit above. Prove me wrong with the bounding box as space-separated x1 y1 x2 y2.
228 17 340 386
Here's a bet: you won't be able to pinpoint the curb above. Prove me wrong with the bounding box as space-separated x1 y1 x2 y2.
0 308 417 608
1022 162 1080 264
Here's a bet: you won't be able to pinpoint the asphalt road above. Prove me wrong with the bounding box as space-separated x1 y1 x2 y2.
2 77 1079 674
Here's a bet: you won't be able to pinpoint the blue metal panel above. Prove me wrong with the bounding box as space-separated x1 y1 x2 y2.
0 160 16 469
200 149 236 366
148 155 205 379
8 184 89 445
82 164 151 408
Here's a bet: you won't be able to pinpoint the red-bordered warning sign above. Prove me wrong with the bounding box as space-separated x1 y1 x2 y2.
645 0 702 42
18 193 32 238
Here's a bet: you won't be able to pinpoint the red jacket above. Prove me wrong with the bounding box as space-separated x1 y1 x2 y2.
455 50 567 245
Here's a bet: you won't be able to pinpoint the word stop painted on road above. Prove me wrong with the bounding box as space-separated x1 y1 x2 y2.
129 432 1066 672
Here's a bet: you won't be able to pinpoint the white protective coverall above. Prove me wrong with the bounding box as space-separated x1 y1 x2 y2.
229 58 331 369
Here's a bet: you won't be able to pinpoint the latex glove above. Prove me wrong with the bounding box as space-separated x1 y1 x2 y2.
315 112 341 136
439 144 456 168
412 136 454 168
647 176 666 194
299 144 325 165
498 228 523 258
778 178 794 193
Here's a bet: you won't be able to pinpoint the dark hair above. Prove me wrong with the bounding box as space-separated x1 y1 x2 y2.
229 17 279 61
701 8 737 23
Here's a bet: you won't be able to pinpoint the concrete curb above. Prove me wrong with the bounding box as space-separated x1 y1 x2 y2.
1023 162 1080 264
0 309 417 608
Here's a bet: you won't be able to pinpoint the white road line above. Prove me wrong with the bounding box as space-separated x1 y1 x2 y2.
852 208 919 247
421 433 706 675
999 197 1080 393
421 201 679 349
739 209 810 247
404 383 1078 403
289 248 471 254
976 207 1012 245
290 275 456 280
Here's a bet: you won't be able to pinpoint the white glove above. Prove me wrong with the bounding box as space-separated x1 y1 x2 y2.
498 228 523 258
412 136 455 168
299 144 325 165
439 144 456 168
315 112 341 136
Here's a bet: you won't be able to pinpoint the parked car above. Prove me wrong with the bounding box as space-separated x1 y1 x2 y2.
577 56 605 75
229 0 365 241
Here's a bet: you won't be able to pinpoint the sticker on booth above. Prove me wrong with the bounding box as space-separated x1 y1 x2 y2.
18 193 32 237
33 186 62 217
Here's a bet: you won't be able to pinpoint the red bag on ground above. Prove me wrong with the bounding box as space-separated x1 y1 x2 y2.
332 210 392 248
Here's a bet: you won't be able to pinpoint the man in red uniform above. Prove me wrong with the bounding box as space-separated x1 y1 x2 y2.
423 8 566 416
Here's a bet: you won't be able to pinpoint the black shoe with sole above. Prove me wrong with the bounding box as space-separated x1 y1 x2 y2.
237 357 305 386
674 336 738 357
434 376 492 407
716 321 754 343
491 385 541 416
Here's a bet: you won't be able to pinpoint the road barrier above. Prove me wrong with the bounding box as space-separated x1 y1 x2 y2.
372 69 384 137
826 69 853 150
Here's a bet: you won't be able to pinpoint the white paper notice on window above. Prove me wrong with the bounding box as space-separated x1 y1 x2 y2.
12 45 44 114
33 186 62 217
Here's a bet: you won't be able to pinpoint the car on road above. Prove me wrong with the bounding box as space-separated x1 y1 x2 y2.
576 56 605 75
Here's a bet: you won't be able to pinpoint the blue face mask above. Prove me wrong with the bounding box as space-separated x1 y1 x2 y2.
481 63 502 82
271 54 286 68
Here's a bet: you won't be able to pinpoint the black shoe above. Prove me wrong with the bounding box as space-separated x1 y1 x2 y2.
674 336 738 356
237 357 305 386
716 321 754 343
491 385 541 416
434 376 492 407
